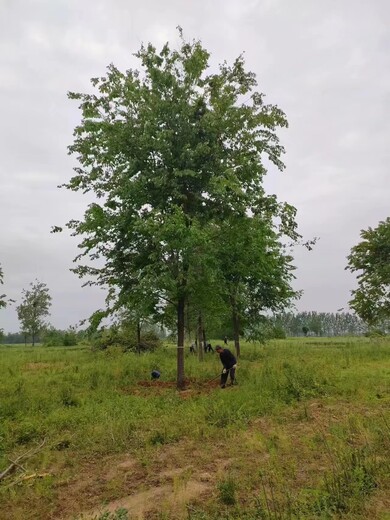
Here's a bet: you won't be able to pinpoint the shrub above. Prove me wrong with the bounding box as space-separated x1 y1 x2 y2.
91 326 161 352
42 328 78 346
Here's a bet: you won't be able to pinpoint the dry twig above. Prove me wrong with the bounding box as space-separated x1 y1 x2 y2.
0 438 46 482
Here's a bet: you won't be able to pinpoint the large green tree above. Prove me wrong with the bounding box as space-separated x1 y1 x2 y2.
346 217 390 325
59 31 298 388
16 280 52 346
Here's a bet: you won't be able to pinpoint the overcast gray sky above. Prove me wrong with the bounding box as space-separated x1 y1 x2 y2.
1 0 389 332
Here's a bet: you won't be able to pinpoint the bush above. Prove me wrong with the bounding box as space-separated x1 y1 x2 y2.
42 328 78 346
365 328 387 338
91 326 161 352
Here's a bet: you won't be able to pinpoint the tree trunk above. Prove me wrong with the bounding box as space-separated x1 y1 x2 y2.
197 313 204 362
202 328 207 352
32 331 35 347
186 301 191 343
137 320 141 355
177 296 186 389
232 305 240 358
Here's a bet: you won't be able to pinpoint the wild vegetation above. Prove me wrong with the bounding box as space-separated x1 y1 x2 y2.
0 337 389 519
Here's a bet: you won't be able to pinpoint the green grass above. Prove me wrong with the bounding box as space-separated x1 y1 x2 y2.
0 337 389 519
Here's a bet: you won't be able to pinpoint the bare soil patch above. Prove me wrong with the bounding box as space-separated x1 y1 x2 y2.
119 378 221 397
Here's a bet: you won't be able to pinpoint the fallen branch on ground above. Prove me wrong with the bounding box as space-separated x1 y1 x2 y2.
0 438 46 482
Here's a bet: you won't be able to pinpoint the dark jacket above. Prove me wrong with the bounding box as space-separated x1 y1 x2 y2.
218 348 236 369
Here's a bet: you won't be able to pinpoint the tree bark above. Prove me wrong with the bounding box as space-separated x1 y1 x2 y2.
186 301 191 343
232 304 241 358
137 320 141 355
202 327 207 352
197 313 204 362
177 295 186 389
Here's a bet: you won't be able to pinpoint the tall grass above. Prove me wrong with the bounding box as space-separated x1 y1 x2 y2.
0 337 389 519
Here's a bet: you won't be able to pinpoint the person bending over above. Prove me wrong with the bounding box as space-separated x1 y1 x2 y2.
215 345 237 388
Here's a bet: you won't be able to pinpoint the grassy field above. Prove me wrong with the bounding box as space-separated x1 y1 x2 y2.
0 337 389 519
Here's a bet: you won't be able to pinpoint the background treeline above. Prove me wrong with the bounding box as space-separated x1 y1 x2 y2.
271 311 389 337
3 311 388 347
0 328 81 346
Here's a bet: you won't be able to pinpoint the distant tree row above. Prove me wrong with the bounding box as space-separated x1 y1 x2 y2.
270 311 367 337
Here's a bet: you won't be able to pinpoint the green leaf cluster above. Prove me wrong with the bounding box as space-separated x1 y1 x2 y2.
16 280 52 345
347 217 390 325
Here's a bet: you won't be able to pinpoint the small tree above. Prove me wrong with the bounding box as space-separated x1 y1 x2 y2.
16 280 52 346
346 217 390 325
215 215 298 356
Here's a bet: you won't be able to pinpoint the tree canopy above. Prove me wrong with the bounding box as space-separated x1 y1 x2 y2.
346 217 390 325
16 280 52 346
59 31 301 387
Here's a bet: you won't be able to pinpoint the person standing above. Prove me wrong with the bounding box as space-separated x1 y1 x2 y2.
224 335 228 345
215 345 237 388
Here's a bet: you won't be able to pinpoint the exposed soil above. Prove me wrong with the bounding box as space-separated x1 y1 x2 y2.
119 378 222 398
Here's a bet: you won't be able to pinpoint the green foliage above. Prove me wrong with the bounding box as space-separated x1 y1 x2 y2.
217 476 237 505
245 316 287 343
42 327 78 346
273 311 366 337
347 217 390 325
364 328 387 338
91 325 161 352
0 263 14 311
0 264 6 310
60 30 299 385
16 280 52 346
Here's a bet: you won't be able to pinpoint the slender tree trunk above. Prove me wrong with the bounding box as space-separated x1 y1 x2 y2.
186 301 191 343
231 304 240 358
137 320 141 355
197 313 204 362
198 313 204 361
32 331 35 347
177 295 186 390
202 328 207 352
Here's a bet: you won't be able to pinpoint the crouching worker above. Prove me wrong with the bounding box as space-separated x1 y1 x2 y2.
215 345 237 388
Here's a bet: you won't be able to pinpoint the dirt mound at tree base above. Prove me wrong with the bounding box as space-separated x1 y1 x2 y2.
117 378 225 398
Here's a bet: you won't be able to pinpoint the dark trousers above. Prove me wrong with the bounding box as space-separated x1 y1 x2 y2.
221 367 236 387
